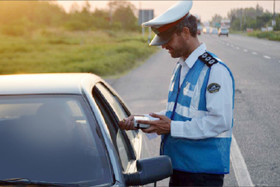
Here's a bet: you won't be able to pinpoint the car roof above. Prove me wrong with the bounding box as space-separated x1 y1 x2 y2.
0 73 102 95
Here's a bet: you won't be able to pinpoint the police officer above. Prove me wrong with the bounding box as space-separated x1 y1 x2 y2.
119 1 235 186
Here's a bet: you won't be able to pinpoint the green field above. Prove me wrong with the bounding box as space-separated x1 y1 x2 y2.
0 29 157 77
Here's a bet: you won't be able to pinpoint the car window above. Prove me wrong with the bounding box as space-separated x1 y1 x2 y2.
94 83 136 140
95 83 129 119
93 83 136 170
0 95 113 186
94 97 130 170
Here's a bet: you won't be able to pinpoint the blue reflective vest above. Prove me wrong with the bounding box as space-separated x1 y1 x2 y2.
162 51 235 174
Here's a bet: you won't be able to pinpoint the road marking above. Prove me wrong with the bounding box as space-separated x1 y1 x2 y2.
231 45 234 48
243 49 248 52
252 52 257 55
226 43 230 46
231 135 254 187
236 47 240 50
263 55 271 59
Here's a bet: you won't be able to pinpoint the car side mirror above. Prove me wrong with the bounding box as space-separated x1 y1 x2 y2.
124 156 172 186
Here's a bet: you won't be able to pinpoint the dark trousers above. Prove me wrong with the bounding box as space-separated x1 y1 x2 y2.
169 170 224 187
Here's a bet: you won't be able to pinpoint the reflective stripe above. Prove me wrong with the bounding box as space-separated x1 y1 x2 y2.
168 64 181 93
167 101 232 138
176 103 207 118
191 65 209 109
170 82 175 92
185 90 194 97
183 82 193 97
172 64 181 81
166 102 175 112
167 102 207 118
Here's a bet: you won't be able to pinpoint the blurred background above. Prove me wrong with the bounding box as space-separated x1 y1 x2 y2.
0 0 279 76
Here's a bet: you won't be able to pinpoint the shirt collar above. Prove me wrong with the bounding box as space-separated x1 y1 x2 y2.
179 43 207 68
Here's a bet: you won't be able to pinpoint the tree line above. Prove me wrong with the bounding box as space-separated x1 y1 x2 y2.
1 1 279 36
210 4 280 31
0 0 138 36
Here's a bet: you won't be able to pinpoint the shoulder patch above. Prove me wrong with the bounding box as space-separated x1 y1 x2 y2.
207 83 221 93
198 52 218 67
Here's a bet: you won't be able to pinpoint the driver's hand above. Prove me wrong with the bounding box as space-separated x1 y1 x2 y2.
119 115 137 130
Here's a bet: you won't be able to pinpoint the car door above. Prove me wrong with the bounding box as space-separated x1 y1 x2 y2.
92 82 142 173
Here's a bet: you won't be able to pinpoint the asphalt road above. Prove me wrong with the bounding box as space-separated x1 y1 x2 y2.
108 33 280 186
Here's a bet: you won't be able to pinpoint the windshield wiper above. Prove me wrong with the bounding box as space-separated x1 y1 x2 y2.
0 178 77 186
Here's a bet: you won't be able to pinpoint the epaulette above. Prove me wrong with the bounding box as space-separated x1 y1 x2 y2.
198 52 218 67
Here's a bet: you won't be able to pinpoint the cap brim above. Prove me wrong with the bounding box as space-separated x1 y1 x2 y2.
149 35 169 46
149 25 176 46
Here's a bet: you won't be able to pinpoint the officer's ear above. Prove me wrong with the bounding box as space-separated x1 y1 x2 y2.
181 27 191 40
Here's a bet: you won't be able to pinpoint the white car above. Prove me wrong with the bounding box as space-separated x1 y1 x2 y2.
0 73 172 186
218 28 229 37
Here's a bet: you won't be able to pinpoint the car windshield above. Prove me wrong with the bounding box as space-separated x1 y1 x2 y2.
0 95 113 186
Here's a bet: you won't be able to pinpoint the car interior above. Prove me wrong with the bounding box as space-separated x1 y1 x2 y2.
0 96 111 185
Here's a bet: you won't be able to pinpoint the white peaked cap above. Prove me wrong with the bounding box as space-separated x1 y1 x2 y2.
142 0 193 46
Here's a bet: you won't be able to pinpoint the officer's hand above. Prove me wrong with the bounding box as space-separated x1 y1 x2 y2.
138 113 171 135
118 115 137 130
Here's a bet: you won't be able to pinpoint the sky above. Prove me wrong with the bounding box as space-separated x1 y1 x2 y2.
56 1 280 22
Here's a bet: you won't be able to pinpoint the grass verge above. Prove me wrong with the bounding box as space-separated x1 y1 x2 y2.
0 29 157 77
247 31 280 41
